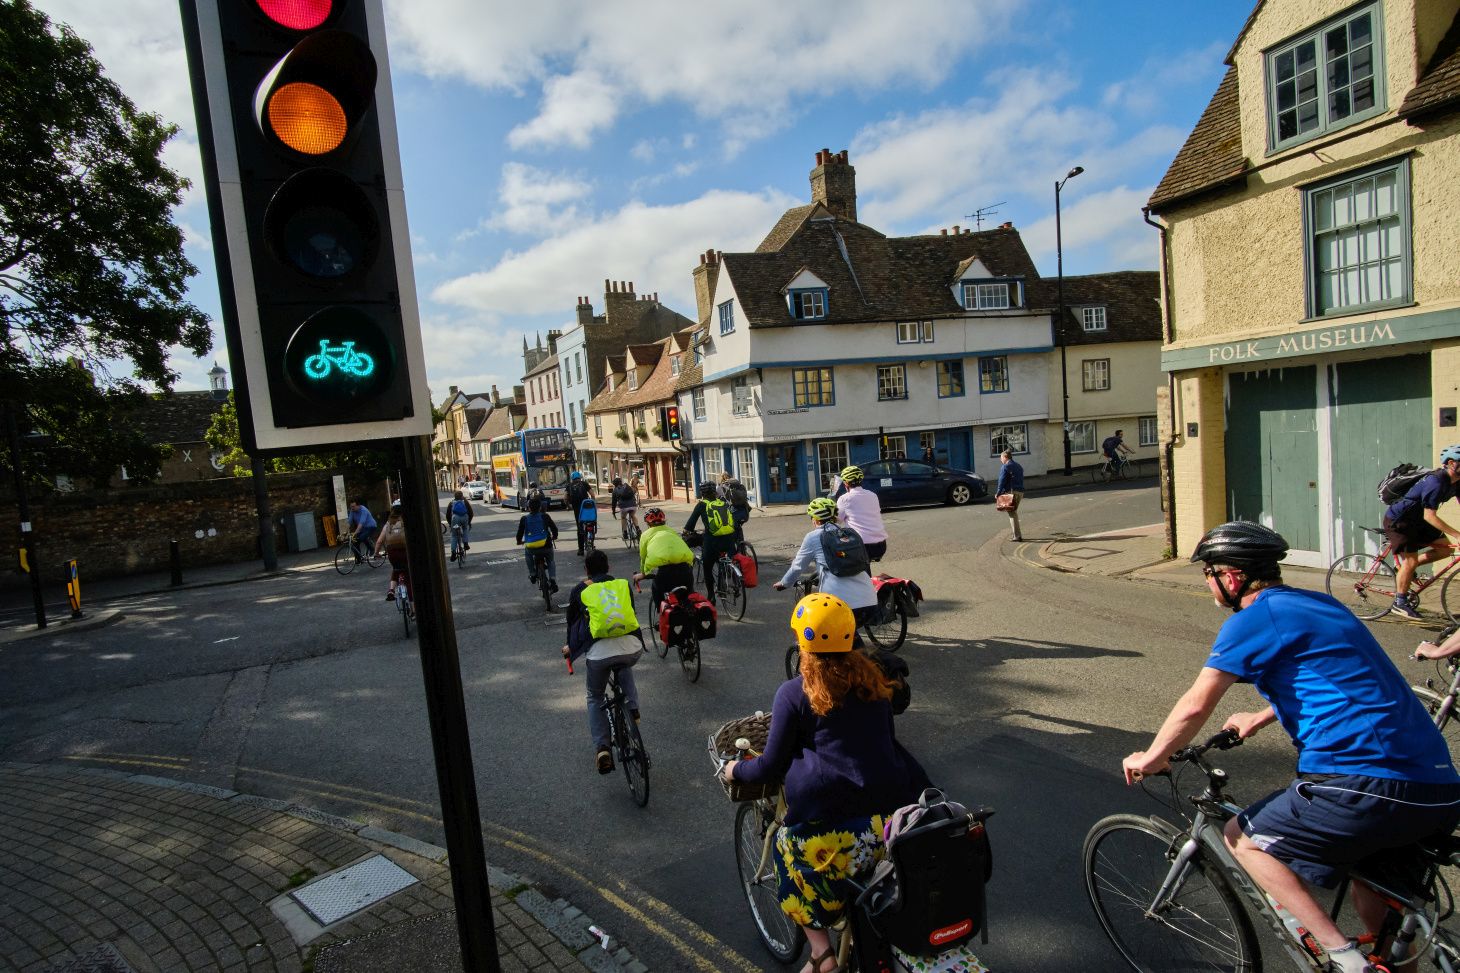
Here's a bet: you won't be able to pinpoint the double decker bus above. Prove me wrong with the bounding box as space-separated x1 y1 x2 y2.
489 428 576 509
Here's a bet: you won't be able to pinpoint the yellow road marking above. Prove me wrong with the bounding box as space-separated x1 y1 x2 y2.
238 766 758 972
61 754 190 771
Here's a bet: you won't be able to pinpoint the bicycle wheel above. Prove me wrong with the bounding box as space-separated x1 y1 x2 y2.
1326 553 1397 620
649 598 666 656
620 710 649 808
540 572 552 612
366 549 385 569
1413 686 1460 756
1441 571 1460 625
680 629 701 683
400 599 412 638
455 533 466 568
734 802 805 963
864 600 907 652
725 566 747 621
785 644 800 680
334 543 358 575
1084 814 1258 973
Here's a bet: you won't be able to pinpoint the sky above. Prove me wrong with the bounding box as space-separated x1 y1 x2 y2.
31 0 1252 401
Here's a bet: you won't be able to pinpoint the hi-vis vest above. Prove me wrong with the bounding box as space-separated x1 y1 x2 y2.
580 578 640 639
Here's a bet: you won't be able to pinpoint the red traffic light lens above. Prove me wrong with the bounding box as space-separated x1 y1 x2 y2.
255 0 335 31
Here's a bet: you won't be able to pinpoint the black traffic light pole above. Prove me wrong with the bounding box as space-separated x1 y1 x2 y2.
397 434 501 973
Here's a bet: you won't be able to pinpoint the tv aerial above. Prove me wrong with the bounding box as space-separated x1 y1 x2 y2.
965 202 1006 230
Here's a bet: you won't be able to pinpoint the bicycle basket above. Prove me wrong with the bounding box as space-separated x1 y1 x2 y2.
711 712 778 802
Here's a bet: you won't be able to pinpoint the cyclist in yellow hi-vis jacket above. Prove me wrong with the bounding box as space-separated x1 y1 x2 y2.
563 550 644 775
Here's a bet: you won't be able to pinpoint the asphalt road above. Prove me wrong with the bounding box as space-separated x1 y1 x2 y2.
2 484 1451 971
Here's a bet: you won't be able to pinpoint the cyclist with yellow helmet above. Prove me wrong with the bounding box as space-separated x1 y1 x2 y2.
722 593 929 973
775 498 879 641
834 465 887 563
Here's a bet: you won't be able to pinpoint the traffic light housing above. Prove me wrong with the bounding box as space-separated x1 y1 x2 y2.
663 405 682 442
180 0 431 451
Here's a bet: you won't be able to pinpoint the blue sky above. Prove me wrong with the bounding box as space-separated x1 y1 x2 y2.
35 0 1251 401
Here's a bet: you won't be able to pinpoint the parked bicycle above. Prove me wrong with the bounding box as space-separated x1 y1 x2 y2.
334 535 383 575
568 655 648 806
1326 526 1460 621
1084 728 1460 972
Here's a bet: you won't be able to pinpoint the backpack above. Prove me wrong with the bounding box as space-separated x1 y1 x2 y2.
581 578 641 639
703 499 736 536
521 513 548 549
1379 463 1434 504
579 497 598 523
820 523 870 577
859 788 995 956
1101 436 1120 456
450 499 469 517
725 480 750 509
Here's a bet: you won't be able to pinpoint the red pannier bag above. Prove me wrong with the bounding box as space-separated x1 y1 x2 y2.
660 589 718 643
689 591 718 640
734 552 758 588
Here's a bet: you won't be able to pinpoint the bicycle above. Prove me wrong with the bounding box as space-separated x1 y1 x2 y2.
450 521 467 568
621 512 641 549
302 339 374 379
737 539 758 572
1412 623 1460 754
334 535 384 575
530 548 554 612
391 571 413 637
582 520 597 557
1091 455 1137 484
1325 527 1460 621
641 575 703 681
1084 728 1460 972
569 654 648 807
708 549 747 622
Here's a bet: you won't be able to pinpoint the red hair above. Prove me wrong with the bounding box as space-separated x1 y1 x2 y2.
800 650 894 717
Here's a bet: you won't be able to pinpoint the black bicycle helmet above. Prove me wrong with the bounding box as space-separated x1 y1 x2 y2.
1189 521 1289 578
698 481 718 499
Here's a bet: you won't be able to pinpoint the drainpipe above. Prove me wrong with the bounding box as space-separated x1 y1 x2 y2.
1143 205 1178 556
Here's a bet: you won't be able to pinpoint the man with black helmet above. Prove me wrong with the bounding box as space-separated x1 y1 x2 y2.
1122 521 1460 973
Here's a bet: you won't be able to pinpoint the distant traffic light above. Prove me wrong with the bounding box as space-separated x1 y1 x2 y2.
664 405 682 442
180 0 431 450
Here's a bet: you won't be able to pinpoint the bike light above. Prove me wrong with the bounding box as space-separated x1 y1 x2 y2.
267 82 348 154
256 0 336 31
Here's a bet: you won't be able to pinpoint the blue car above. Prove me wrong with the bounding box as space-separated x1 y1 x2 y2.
835 459 988 508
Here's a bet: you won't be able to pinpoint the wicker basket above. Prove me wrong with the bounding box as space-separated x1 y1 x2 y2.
711 712 778 802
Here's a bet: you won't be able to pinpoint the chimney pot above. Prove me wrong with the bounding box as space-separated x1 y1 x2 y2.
940 228 947 236
952 225 960 235
1001 221 1012 229
699 253 706 265
629 282 634 294
604 278 611 292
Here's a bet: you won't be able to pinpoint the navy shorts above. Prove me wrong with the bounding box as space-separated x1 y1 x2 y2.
1238 775 1460 888
1383 515 1444 554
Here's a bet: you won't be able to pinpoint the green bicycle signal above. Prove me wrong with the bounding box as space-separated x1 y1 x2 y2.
303 340 376 380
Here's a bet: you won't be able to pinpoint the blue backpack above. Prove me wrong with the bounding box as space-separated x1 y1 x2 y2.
522 512 548 548
579 497 598 523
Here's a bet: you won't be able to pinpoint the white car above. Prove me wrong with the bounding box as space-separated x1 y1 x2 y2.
464 480 487 500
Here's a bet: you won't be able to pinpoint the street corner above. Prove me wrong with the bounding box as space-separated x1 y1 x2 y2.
1009 522 1171 579
0 607 124 645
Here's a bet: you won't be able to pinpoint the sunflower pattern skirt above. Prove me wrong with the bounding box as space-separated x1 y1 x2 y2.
775 813 888 930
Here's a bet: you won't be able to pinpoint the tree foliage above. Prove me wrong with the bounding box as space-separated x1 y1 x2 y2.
204 393 394 480
0 0 211 488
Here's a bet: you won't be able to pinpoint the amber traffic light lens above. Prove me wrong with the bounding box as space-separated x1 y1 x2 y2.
267 82 348 154
256 0 335 31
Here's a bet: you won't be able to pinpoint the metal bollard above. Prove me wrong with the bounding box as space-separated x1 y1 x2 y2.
169 540 182 587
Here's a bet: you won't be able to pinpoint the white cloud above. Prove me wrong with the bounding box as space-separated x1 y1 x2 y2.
485 163 594 236
388 0 1023 151
433 188 798 317
631 140 656 163
1101 41 1228 116
1018 186 1161 272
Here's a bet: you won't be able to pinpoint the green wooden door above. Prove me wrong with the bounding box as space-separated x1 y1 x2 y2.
1329 354 1431 556
1225 367 1320 552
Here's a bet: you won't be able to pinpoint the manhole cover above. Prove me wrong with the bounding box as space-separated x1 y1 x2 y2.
291 855 418 926
1056 546 1120 561
46 943 136 973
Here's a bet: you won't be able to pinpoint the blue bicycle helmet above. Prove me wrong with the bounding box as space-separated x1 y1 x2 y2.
570 470 582 480
1441 445 1460 464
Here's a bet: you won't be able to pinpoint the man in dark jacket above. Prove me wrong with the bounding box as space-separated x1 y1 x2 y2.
564 471 595 556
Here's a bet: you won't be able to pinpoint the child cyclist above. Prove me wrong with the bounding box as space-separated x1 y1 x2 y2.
514 496 560 592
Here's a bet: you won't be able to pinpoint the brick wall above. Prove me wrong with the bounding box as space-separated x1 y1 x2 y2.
4 470 390 587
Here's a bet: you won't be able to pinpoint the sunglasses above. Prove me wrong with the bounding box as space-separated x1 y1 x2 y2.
1202 566 1239 578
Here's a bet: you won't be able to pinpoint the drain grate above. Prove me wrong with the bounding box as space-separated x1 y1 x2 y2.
290 855 418 926
46 943 136 973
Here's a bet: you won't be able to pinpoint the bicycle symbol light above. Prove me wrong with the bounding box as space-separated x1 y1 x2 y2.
302 339 376 381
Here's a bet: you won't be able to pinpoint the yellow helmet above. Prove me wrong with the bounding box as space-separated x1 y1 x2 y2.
790 593 855 654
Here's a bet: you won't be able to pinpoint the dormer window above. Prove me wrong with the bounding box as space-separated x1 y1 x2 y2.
1266 3 1382 153
1082 307 1107 332
961 280 1023 310
671 355 681 377
789 289 828 320
718 300 735 335
627 369 638 391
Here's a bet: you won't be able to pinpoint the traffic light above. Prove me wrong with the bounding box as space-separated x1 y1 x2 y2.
663 405 682 442
180 0 431 451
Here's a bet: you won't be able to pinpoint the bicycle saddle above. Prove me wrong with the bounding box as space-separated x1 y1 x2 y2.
1417 832 1460 867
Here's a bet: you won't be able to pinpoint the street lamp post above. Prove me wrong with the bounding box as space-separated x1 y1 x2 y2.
1055 165 1084 476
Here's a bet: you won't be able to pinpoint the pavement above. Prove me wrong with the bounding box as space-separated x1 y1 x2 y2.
0 467 1167 973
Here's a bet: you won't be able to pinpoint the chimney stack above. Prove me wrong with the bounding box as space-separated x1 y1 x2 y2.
809 147 857 222
692 247 722 322
490 384 499 407
577 296 594 326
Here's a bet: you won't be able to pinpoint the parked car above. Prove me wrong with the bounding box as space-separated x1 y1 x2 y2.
464 480 487 500
835 459 987 508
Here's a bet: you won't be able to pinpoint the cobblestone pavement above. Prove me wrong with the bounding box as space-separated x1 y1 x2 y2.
0 764 640 972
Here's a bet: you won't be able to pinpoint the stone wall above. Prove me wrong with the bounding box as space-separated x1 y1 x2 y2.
4 470 391 586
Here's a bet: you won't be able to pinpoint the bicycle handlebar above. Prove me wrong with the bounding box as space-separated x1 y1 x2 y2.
1170 728 1242 763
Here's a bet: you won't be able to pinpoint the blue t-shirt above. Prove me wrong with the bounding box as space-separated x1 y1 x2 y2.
348 506 376 532
1205 586 1458 783
1385 470 1455 525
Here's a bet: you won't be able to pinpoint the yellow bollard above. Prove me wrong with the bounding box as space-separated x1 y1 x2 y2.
63 558 81 618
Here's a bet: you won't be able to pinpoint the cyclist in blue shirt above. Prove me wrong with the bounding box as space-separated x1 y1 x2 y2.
1382 444 1460 619
346 498 377 560
1122 521 1460 973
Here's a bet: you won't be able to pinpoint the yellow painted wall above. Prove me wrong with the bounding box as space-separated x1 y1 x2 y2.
1171 369 1229 556
1042 341 1163 471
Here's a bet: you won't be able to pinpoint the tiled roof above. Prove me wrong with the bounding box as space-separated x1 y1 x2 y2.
756 204 818 252
1147 68 1247 212
524 352 559 379
1028 271 1161 346
464 407 490 438
625 343 664 367
723 220 1040 328
673 360 703 393
1399 12 1460 121
475 405 514 442
587 336 679 413
130 391 228 446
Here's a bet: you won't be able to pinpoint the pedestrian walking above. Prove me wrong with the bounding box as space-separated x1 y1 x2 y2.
996 449 1024 542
